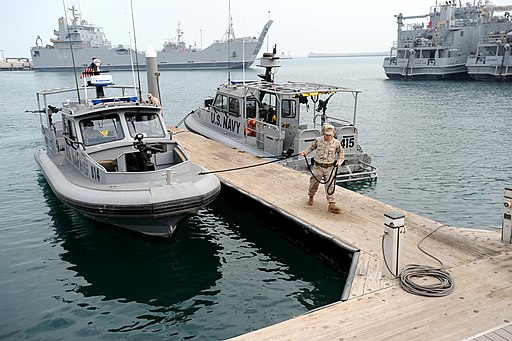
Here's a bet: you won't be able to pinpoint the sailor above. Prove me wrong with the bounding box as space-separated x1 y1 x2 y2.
91 58 102 74
147 93 161 107
299 123 344 214
81 119 102 145
266 107 276 124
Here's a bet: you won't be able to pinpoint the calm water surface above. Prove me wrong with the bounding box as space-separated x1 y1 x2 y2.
1 57 511 340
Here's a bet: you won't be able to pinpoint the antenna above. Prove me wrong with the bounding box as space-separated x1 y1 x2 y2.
227 0 231 83
63 0 81 102
130 0 143 101
242 19 245 81
267 11 271 52
125 11 137 97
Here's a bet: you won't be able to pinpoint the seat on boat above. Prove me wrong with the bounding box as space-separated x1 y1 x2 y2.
97 159 117 172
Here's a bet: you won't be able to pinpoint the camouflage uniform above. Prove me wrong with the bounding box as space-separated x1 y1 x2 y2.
303 136 344 203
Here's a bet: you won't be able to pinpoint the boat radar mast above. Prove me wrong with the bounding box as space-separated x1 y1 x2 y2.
257 45 280 82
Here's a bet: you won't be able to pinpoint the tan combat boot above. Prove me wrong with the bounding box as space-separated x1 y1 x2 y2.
328 202 341 214
307 196 314 206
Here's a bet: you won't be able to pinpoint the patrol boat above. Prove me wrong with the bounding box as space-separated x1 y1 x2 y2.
466 4 512 81
33 58 221 237
383 1 481 80
183 48 377 183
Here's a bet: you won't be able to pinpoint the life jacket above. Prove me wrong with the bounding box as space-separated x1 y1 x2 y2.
246 118 256 136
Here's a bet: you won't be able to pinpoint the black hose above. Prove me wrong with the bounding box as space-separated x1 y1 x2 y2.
381 224 454 297
302 155 339 195
198 153 300 175
199 153 338 196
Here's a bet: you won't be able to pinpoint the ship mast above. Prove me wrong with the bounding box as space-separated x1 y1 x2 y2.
176 22 183 45
222 15 236 42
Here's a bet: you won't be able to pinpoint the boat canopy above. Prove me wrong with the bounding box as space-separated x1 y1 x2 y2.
244 81 361 97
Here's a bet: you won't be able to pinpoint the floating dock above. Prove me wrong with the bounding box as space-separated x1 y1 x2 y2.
170 128 512 340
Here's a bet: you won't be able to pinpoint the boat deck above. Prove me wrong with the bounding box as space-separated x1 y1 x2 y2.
170 128 512 341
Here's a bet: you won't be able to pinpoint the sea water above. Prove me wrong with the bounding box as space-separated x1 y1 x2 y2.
0 57 510 340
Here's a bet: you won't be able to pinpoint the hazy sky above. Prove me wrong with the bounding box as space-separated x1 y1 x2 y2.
2 0 511 58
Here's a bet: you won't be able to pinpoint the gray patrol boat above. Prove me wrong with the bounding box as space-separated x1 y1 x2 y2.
383 1 481 80
33 55 221 237
466 3 512 81
31 5 272 71
183 48 377 183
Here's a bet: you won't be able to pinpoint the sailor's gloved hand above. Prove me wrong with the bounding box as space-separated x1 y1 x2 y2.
337 159 343 167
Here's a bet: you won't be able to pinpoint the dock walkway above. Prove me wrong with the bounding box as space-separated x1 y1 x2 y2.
170 128 512 341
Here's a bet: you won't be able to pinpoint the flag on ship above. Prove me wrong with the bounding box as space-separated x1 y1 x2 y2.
80 66 95 78
80 58 99 78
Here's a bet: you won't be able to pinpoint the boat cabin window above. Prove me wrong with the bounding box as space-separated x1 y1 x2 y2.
229 97 240 116
63 118 77 140
246 97 256 118
126 112 165 138
213 94 228 112
80 114 124 146
484 46 498 56
259 92 277 124
281 99 296 118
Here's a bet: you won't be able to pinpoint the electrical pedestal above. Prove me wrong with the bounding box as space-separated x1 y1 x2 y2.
383 212 405 279
503 187 512 244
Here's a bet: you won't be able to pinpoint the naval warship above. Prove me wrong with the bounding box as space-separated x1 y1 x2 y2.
30 5 272 71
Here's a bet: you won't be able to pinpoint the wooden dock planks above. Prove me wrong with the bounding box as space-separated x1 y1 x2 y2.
170 128 512 340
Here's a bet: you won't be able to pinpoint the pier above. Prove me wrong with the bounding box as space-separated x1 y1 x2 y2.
0 57 32 71
170 128 512 340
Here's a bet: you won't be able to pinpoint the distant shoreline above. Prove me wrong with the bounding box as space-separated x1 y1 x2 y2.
308 52 388 58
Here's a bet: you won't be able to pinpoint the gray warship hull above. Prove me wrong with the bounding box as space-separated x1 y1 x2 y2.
31 38 265 71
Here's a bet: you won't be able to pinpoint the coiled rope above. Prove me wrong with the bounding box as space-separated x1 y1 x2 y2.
383 224 454 297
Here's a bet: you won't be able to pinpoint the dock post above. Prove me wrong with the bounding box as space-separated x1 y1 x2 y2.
383 212 405 279
503 187 512 243
145 47 159 101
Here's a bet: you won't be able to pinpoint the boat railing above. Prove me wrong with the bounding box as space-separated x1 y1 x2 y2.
395 35 455 49
37 84 139 110
327 116 353 127
402 23 428 32
480 32 512 44
336 159 378 183
255 119 284 156
61 131 85 151
312 115 354 130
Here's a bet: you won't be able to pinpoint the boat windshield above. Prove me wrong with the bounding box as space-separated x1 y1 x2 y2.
125 112 165 138
80 114 125 146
